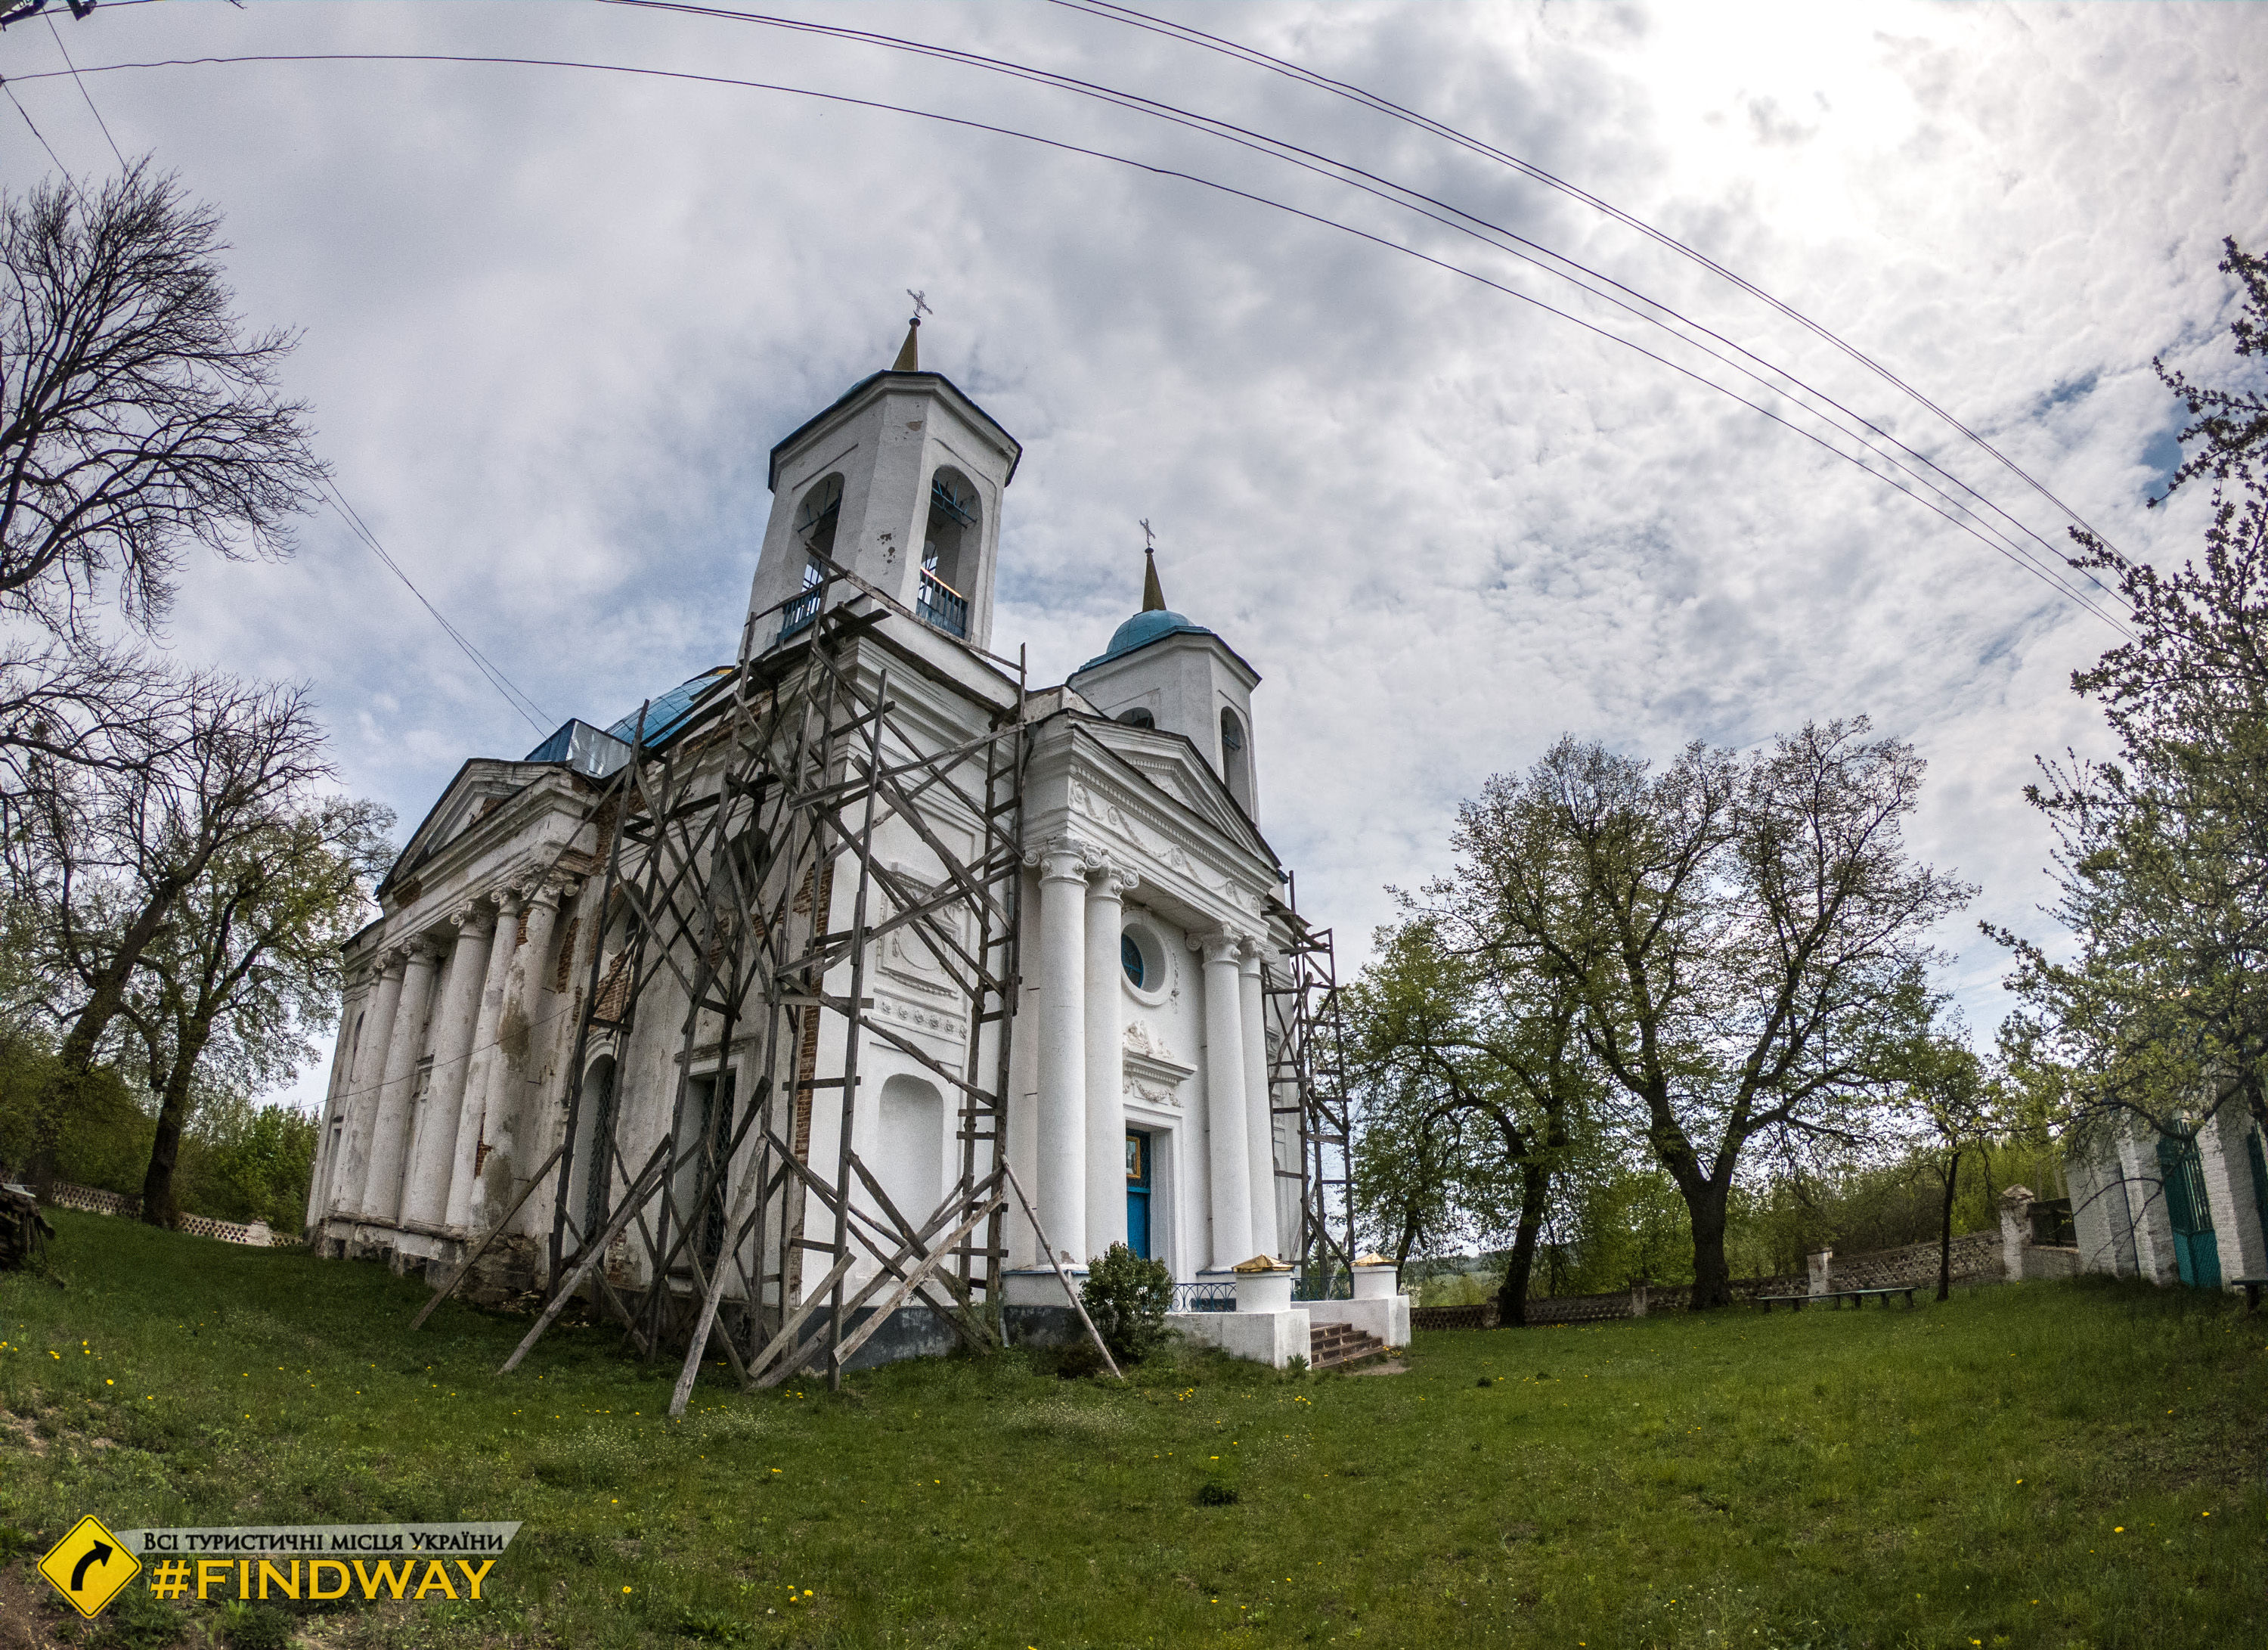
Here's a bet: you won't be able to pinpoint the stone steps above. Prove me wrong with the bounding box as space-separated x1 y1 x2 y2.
1309 1320 1388 1371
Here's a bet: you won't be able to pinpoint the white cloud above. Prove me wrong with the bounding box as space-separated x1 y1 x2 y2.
5 0 2261 1107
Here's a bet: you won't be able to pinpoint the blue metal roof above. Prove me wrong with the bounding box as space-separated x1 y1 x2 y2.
1074 609 1214 674
604 667 733 749
522 718 634 780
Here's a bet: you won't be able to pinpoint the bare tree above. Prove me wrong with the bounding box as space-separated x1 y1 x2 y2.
121 796 390 1226
2 162 325 637
1439 723 1972 1309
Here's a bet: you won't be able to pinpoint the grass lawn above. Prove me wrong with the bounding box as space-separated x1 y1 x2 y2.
0 1211 2263 1650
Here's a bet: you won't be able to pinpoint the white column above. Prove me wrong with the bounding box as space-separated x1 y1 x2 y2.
404 904 494 1230
1083 863 1136 1261
2202 1103 2268 1282
2113 1121 2179 1286
497 879 569 1236
1033 840 1089 1265
1197 928 1253 1269
304 977 367 1234
447 891 523 1233
1239 942 1278 1259
335 953 407 1220
364 938 442 1224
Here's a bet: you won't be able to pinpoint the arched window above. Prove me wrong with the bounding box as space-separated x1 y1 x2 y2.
923 468 979 593
795 473 844 561
1116 707 1155 729
573 1055 618 1243
1219 708 1251 812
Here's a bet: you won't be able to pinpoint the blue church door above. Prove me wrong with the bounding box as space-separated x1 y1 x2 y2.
2157 1130 2222 1290
1126 1130 1153 1260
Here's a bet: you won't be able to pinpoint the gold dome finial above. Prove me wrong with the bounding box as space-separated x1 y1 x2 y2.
1139 518 1166 611
893 288 931 371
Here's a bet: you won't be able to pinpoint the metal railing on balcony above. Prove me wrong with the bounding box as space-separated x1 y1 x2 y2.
778 587 821 642
918 569 968 638
1171 1280 1235 1313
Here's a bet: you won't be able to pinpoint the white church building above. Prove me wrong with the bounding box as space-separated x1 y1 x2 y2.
304 327 1396 1372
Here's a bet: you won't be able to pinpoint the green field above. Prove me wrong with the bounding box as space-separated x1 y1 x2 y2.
1 1211 2262 1649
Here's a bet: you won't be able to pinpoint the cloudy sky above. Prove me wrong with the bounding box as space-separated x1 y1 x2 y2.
4 0 2262 1106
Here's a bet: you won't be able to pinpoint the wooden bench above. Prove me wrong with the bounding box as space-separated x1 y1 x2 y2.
1757 1286 1919 1313
2232 1276 2266 1313
1844 1286 1919 1308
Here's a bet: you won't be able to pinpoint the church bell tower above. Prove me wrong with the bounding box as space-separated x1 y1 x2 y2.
745 312 1021 656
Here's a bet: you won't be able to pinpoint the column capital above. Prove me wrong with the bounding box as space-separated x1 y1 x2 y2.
404 933 447 965
1027 833 1103 882
527 873 578 911
1191 927 1252 966
494 885 527 917
375 945 411 975
1086 858 1139 898
450 900 496 936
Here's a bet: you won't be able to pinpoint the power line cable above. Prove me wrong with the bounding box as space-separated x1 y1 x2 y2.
33 5 2106 624
600 0 2131 631
316 477 555 737
17 49 2134 636
1053 0 2133 563
45 9 123 168
0 45 556 738
2 76 67 172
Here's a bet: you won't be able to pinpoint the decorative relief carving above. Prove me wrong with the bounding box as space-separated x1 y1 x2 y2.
1123 1019 1174 1064
1122 1031 1194 1108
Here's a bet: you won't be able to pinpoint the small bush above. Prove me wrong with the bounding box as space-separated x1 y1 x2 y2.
1080 1242 1172 1364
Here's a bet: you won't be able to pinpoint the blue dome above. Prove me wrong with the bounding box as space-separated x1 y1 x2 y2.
1080 608 1213 672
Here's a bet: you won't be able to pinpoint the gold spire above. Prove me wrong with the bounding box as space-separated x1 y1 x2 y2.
1142 547 1166 612
893 288 931 371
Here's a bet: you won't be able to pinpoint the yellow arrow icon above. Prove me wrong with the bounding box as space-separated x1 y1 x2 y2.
36 1515 140 1619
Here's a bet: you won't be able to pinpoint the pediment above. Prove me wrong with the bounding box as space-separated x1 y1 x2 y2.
383 761 549 895
1074 718 1278 875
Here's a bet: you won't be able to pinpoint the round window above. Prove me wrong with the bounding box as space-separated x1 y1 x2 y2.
1121 932 1147 989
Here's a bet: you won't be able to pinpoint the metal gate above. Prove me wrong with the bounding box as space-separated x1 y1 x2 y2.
2156 1130 2222 1290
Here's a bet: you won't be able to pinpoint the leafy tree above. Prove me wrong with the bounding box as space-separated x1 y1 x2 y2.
1887 997 2000 1301
119 796 389 1226
20 677 332 1187
1994 239 2268 1145
1437 724 1969 1308
1344 920 1592 1324
175 1093 320 1233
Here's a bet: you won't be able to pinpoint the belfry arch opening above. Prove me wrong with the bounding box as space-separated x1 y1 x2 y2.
1219 707 1251 813
795 473 844 565
920 469 978 638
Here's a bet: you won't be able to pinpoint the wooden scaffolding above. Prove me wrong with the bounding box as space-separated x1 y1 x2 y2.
420 560 1350 1398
